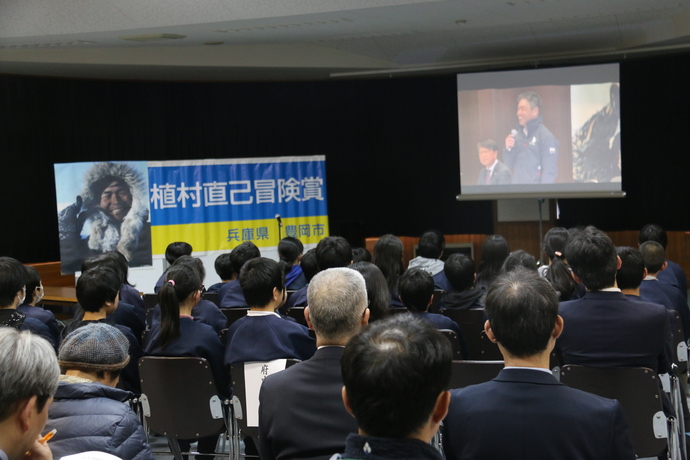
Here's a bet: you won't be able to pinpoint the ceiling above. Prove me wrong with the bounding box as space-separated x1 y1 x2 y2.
1 0 689 81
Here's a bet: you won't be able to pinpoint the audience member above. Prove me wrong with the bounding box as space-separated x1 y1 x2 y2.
144 263 228 458
46 323 153 460
408 230 451 292
0 328 60 460
79 255 146 341
399 268 466 358
501 249 537 273
207 253 233 293
18 265 61 346
259 268 369 460
639 241 690 341
64 266 143 394
442 268 635 460
335 314 451 460
224 257 315 365
373 234 405 307
108 250 146 314
279 237 307 290
284 236 352 309
301 248 319 282
151 256 227 333
639 224 688 300
351 247 371 263
219 241 261 308
557 226 673 376
154 242 192 293
349 262 390 322
540 227 581 300
475 235 509 289
0 257 56 350
441 254 483 310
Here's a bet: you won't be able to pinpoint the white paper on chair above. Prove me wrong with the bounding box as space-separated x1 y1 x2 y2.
60 452 123 460
244 359 288 427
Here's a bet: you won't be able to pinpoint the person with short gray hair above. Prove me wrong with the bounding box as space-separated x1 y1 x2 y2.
44 323 153 460
0 328 60 460
258 268 370 460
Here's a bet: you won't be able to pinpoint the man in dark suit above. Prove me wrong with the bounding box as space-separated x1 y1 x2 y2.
557 227 673 375
443 268 635 460
258 267 369 460
639 224 688 301
476 139 512 185
219 241 260 308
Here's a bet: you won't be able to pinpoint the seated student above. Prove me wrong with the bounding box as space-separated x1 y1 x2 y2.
46 323 153 460
285 237 352 309
399 268 467 358
63 266 143 395
219 241 261 308
639 241 690 341
442 254 484 310
373 234 405 308
442 268 635 460
335 314 452 460
540 228 582 300
501 250 537 273
639 224 688 301
144 264 228 458
408 230 451 292
154 242 192 293
349 262 391 323
0 257 56 351
279 237 307 291
18 265 61 346
79 255 146 341
224 257 315 365
0 328 60 460
352 247 371 263
206 253 233 293
108 250 146 315
475 235 509 289
151 256 227 333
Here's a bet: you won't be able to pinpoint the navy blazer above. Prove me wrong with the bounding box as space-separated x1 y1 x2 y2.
17 303 61 346
219 279 248 308
224 314 315 365
658 259 688 301
640 278 690 341
151 299 227 333
442 368 635 460
557 291 673 374
259 346 357 460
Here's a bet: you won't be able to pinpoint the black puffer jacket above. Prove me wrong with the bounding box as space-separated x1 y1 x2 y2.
45 378 153 460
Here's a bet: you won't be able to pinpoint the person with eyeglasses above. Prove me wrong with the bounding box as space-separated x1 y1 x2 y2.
0 257 56 351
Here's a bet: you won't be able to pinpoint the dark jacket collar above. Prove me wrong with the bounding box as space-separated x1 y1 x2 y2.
493 368 561 385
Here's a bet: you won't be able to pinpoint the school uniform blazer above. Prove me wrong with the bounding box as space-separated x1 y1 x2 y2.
258 346 358 460
442 368 635 460
556 291 673 374
219 279 248 308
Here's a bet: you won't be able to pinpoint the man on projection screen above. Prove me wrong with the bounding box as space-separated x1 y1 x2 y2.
503 91 558 184
58 162 152 273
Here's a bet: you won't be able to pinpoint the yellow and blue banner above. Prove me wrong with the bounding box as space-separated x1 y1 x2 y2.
147 156 328 254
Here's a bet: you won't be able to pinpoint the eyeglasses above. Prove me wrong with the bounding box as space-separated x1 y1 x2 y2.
199 285 205 292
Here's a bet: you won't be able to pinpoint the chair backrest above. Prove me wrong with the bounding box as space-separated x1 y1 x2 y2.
221 308 249 328
388 307 408 315
286 307 307 326
202 291 220 307
671 310 688 374
449 360 504 389
439 329 463 360
138 357 226 440
442 309 501 360
560 364 668 458
429 289 445 313
230 360 299 438
142 293 158 309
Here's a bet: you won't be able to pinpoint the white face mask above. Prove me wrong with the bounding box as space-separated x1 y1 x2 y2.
36 287 44 304
17 291 25 305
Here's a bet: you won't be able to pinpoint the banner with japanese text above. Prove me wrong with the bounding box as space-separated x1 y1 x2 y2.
54 156 327 273
147 156 328 254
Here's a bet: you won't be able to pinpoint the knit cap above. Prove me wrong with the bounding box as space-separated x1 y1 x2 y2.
58 323 130 371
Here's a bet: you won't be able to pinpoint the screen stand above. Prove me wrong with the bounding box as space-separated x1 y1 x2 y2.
538 199 545 266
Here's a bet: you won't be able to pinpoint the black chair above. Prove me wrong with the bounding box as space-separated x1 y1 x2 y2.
671 310 687 375
429 289 445 313
202 291 221 307
388 307 408 315
560 365 682 459
442 309 501 360
448 360 504 389
221 308 249 328
138 357 231 460
286 307 307 326
142 293 158 309
439 329 463 360
229 360 299 459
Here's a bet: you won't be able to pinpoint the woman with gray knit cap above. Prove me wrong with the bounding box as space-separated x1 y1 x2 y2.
44 323 153 460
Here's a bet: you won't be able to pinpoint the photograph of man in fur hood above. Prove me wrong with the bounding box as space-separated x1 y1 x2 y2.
57 162 152 274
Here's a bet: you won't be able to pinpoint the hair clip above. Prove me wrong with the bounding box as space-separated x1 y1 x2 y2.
168 280 176 286
554 251 562 257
